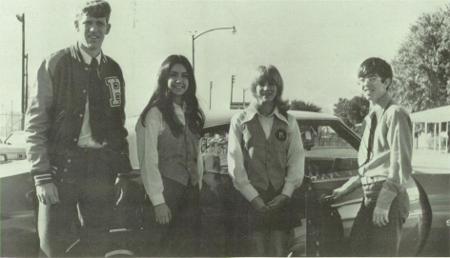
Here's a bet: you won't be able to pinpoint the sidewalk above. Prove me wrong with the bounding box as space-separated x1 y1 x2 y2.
413 149 450 174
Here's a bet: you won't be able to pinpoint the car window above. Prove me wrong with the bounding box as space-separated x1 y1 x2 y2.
200 125 229 175
298 121 359 182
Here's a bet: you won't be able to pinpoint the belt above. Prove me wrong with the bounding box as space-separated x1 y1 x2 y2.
360 177 386 205
360 176 386 186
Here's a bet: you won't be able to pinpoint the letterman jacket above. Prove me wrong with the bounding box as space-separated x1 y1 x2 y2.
25 45 132 185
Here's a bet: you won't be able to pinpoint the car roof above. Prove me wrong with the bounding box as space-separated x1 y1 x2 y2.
127 110 341 129
204 109 340 128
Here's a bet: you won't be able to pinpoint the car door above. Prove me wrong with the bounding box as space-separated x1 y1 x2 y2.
293 119 362 256
294 118 431 256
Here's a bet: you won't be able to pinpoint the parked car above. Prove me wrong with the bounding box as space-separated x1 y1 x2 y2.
0 131 27 163
1 110 449 257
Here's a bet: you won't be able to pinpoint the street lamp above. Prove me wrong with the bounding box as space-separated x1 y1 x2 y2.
191 26 236 72
16 13 26 130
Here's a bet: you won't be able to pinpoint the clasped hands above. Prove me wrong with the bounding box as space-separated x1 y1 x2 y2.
250 194 289 213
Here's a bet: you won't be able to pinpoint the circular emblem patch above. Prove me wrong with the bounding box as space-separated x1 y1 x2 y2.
275 129 287 141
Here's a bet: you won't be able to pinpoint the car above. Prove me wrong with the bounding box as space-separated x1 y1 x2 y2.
1 110 449 257
187 110 441 257
0 131 27 163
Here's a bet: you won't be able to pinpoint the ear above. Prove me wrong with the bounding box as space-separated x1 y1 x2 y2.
384 78 392 90
74 20 80 31
105 23 111 35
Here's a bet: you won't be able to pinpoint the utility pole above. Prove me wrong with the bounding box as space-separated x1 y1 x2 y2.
25 54 29 113
16 13 26 130
209 81 213 110
242 88 246 109
230 75 235 107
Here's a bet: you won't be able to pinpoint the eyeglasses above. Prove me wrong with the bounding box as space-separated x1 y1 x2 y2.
358 75 381 86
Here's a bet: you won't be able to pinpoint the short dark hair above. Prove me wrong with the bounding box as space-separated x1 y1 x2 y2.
76 0 111 22
358 57 393 82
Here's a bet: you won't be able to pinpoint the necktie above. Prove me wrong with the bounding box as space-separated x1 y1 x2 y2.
366 112 378 163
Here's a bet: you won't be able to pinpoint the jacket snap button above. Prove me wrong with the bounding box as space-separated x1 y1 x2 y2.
63 168 68 172
67 159 71 163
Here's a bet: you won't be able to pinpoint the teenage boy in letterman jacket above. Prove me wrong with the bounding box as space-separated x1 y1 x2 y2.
25 1 132 256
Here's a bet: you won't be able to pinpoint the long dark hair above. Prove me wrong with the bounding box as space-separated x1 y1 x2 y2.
250 65 289 118
139 55 204 136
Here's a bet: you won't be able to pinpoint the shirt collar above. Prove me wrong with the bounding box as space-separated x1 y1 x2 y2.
78 43 102 65
241 102 288 124
370 93 392 116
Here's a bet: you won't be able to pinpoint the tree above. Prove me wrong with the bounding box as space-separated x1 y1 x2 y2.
333 96 369 128
348 96 369 124
290 100 322 112
391 5 450 112
333 98 352 127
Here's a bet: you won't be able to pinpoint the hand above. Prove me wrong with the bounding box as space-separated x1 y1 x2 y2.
372 206 390 227
267 194 289 210
36 183 59 205
154 203 171 225
250 196 268 213
324 188 346 202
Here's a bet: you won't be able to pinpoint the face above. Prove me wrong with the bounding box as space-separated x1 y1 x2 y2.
75 14 110 53
254 80 278 104
168 63 189 97
359 75 389 104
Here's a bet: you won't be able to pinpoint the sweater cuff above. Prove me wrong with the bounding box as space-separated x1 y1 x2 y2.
240 184 259 202
281 182 296 198
376 187 397 210
149 193 165 206
31 170 53 186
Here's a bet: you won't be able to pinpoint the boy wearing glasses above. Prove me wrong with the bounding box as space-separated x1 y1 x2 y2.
328 57 413 256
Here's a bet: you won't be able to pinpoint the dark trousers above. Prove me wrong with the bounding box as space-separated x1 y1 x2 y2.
38 148 116 257
198 172 237 256
140 177 200 257
349 198 403 256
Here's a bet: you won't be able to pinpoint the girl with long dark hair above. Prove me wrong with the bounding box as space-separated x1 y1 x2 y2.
136 55 204 256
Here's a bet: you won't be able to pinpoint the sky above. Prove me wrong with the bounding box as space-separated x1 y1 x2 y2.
0 0 448 117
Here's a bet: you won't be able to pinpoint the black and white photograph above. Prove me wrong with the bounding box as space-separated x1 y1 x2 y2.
0 0 449 257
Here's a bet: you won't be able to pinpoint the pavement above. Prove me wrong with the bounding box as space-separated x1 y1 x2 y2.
412 148 450 174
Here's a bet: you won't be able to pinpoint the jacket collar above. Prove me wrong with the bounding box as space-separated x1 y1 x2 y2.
71 43 107 65
78 44 102 65
241 102 288 125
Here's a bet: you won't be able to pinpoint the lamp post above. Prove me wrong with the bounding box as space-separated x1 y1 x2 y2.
191 26 236 72
16 13 26 130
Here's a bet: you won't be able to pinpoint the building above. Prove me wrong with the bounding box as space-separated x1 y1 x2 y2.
411 105 450 152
